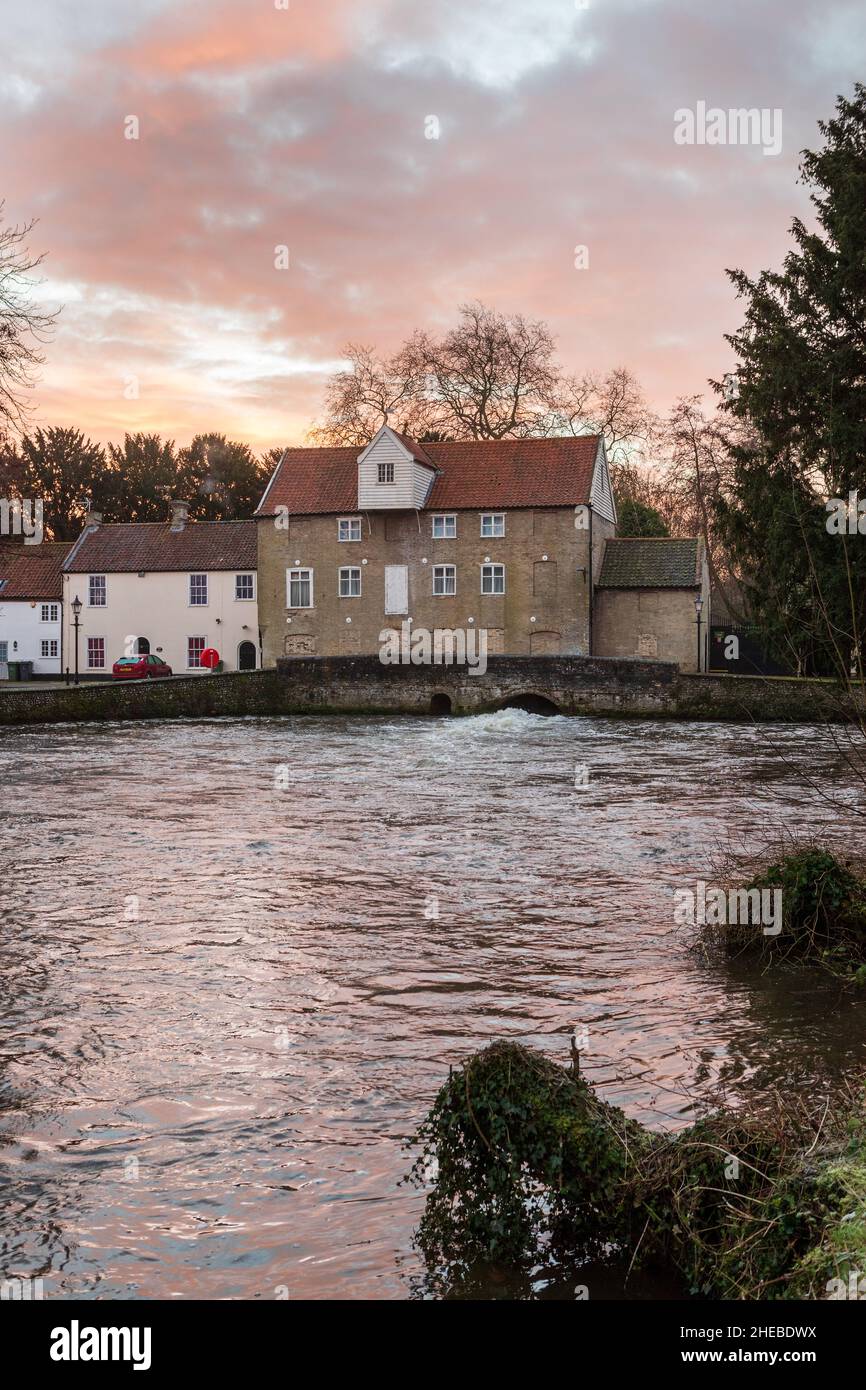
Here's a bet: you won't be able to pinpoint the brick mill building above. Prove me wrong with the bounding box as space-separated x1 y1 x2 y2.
255 425 709 671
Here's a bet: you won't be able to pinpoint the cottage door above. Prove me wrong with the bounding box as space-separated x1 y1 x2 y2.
384 565 409 615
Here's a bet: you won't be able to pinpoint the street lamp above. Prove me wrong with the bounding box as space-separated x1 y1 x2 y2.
694 594 704 673
71 595 82 686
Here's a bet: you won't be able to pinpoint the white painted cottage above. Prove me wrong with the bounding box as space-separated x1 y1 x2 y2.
0 542 71 678
61 503 260 677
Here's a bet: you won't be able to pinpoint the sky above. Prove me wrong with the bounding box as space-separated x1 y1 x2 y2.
2 0 864 450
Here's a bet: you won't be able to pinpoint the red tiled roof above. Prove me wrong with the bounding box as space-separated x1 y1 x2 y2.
257 435 601 516
63 521 257 574
0 542 73 599
389 429 435 466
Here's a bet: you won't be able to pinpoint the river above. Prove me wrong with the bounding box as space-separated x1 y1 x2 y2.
1 710 863 1299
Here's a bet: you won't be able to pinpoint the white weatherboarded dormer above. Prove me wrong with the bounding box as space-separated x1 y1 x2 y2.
589 438 617 526
357 425 437 510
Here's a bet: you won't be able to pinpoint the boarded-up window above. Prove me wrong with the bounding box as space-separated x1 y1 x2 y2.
385 515 404 541
284 633 316 656
530 630 560 655
485 627 505 654
385 564 409 614
637 633 658 658
533 560 557 599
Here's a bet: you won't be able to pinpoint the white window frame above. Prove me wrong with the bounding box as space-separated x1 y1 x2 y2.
337 517 362 542
286 567 313 609
431 514 457 539
481 563 505 595
41 639 59 659
338 566 362 598
88 574 107 607
433 564 456 597
187 636 206 670
377 461 394 484
189 573 208 607
480 513 505 538
87 636 106 669
40 603 59 623
235 573 256 601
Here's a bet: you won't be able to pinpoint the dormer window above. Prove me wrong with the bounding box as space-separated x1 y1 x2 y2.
357 424 435 511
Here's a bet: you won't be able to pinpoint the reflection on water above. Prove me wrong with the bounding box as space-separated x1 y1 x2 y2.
0 711 863 1299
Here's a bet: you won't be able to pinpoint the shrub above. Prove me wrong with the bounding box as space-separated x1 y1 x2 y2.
407 1041 866 1299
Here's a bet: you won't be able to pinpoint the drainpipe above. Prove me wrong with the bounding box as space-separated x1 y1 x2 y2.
587 508 594 656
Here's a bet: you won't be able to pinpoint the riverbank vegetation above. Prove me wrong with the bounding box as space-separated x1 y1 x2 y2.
407 1041 866 1299
704 842 866 984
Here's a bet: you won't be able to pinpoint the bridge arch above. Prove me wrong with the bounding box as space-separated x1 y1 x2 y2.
429 692 453 716
492 691 561 716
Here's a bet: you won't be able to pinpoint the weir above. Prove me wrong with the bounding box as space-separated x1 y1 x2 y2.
0 655 862 725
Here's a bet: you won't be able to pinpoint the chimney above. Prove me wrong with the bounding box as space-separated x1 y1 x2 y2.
169 500 190 532
84 511 102 531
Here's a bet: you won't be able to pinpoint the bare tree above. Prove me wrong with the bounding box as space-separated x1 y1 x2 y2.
554 366 659 463
0 206 57 432
660 397 744 604
608 457 677 529
408 302 561 440
311 303 567 444
311 305 661 464
309 341 434 446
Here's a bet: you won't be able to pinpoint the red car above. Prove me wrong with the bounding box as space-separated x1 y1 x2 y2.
112 654 173 680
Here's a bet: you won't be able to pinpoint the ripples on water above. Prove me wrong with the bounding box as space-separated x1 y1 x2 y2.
0 711 863 1299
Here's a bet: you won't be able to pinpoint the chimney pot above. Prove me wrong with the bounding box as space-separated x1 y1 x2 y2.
170 500 190 531
85 511 102 530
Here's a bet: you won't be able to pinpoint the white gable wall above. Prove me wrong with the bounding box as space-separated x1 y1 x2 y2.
357 426 435 510
0 599 63 676
590 439 617 527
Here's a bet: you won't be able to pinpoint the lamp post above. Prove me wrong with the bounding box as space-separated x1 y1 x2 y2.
694 594 704 673
71 595 82 686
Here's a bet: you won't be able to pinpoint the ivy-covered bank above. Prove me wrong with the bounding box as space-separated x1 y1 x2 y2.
407 1041 866 1299
705 846 866 986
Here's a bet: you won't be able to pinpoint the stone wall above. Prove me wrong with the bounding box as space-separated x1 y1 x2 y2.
0 657 861 726
595 588 704 672
256 509 612 668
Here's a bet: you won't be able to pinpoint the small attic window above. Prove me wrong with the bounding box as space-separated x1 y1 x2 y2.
377 461 394 484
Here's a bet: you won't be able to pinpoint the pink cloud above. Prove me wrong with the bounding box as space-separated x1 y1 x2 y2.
2 0 862 448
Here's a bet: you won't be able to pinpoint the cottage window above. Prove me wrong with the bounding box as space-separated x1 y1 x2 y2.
433 564 456 596
235 573 255 601
0 642 8 662
432 515 457 539
339 566 362 598
481 563 505 595
189 573 208 606
88 575 106 607
377 461 394 484
87 637 105 668
187 636 206 669
287 568 313 609
480 513 505 538
41 639 59 658
338 517 362 542
40 603 59 623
